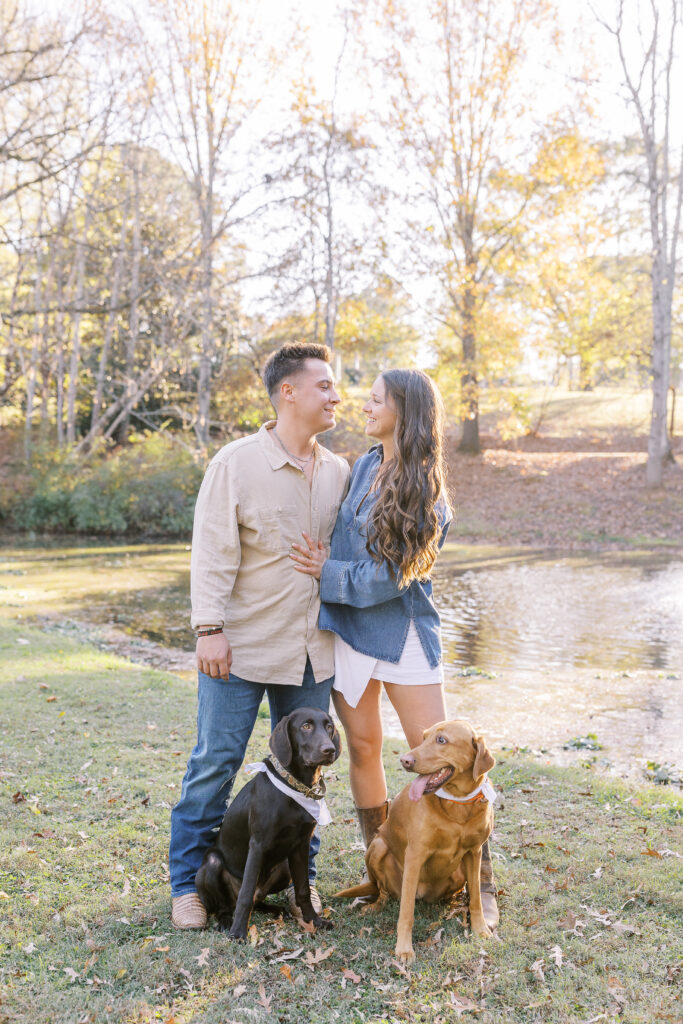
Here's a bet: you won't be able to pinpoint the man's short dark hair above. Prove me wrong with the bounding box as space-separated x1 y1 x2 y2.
262 342 332 401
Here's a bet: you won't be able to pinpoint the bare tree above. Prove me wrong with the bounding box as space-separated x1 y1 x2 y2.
597 0 683 487
142 0 278 446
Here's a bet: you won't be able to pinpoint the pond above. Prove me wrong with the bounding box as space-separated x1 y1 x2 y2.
2 540 682 781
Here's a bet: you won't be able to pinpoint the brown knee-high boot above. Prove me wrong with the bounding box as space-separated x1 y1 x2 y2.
479 839 499 930
356 801 389 850
355 802 389 897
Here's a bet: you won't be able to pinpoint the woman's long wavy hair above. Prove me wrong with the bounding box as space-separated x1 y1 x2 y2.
366 369 448 587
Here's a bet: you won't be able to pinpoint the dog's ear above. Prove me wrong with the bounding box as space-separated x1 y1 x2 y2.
330 720 342 761
269 716 293 766
472 735 495 779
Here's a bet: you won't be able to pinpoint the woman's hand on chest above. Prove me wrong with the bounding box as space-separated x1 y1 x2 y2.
290 531 327 580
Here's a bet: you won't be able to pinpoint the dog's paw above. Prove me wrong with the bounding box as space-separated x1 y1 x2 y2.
313 915 334 931
470 920 493 939
394 945 415 964
227 928 247 942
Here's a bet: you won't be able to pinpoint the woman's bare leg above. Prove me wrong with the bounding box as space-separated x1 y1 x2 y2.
332 679 387 808
383 682 447 749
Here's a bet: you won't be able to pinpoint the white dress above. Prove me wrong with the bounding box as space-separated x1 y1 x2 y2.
332 621 444 709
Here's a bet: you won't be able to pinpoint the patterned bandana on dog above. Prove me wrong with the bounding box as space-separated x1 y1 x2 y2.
434 775 497 805
244 762 332 826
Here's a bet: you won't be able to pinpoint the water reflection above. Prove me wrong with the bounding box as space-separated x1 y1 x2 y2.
434 558 683 674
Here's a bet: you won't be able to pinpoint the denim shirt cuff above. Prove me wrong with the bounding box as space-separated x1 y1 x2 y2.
320 559 347 604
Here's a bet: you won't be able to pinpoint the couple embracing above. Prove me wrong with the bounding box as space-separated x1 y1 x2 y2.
169 342 498 930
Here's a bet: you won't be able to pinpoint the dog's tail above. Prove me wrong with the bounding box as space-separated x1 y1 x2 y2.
332 880 379 900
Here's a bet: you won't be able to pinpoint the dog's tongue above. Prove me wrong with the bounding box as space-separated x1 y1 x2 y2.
409 773 433 802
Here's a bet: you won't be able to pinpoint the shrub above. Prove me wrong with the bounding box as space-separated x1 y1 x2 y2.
5 433 205 537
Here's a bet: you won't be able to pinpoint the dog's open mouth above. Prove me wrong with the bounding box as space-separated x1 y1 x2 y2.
408 766 455 801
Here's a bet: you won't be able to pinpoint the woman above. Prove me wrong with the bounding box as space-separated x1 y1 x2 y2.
290 368 498 927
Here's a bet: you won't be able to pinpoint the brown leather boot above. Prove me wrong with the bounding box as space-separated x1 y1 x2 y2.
479 839 499 930
355 802 389 899
356 801 389 849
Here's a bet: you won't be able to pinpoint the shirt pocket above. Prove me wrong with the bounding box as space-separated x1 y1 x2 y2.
257 503 300 553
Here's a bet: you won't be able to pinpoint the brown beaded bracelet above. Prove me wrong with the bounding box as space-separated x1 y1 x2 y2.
194 627 223 638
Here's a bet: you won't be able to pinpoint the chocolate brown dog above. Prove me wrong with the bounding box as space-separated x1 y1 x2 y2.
196 707 341 938
334 719 495 962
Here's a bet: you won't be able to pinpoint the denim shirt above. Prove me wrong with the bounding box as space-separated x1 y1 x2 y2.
319 446 452 667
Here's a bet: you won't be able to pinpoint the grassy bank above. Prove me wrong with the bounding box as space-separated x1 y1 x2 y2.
1 618 681 1024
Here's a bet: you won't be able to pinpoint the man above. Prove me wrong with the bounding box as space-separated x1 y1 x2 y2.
170 342 349 929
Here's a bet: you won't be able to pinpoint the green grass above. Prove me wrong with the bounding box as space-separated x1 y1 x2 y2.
1 617 682 1024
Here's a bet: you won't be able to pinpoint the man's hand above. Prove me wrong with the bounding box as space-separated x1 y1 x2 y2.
196 631 232 680
290 531 327 580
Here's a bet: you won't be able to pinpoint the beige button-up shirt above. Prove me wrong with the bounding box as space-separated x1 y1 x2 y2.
190 422 350 685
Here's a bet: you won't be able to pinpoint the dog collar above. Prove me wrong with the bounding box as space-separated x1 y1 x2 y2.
434 775 497 805
265 754 327 800
244 762 332 826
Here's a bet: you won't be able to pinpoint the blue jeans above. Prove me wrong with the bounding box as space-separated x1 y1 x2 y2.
169 658 334 897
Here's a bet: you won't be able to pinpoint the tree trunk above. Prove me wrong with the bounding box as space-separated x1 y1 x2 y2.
645 251 672 487
118 147 141 443
457 270 480 455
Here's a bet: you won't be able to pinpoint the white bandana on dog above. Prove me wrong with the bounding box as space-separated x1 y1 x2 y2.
244 762 332 826
434 775 497 804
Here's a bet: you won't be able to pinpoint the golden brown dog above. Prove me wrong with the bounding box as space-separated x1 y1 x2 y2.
334 719 496 962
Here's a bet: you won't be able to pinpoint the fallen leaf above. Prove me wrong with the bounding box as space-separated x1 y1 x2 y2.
63 967 79 983
666 964 681 984
12 791 26 803
449 992 480 1015
233 984 246 998
610 920 641 937
549 945 563 968
342 968 361 984
424 927 445 947
257 983 272 1010
248 924 259 946
530 958 545 983
581 905 611 925
592 866 603 878
303 946 335 969
641 848 663 858
390 958 411 977
153 945 170 953
269 946 304 962
24 942 36 953
195 947 210 967
557 910 584 934
46 695 57 702
370 979 394 991
280 965 294 984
